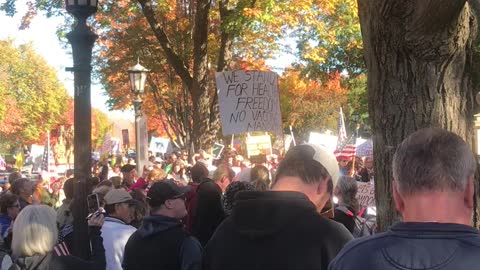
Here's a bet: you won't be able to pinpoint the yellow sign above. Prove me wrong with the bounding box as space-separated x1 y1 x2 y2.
246 135 272 157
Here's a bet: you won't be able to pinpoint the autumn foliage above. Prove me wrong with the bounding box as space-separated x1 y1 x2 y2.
279 68 348 138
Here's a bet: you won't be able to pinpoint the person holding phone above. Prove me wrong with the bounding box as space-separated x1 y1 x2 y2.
9 205 105 270
101 189 136 270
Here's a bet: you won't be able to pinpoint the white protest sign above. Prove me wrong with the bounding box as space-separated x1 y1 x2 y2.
149 137 170 154
100 134 112 160
356 182 375 208
308 132 338 153
215 70 283 135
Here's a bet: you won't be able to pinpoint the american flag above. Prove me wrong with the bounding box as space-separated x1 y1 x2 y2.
334 108 356 159
41 132 56 174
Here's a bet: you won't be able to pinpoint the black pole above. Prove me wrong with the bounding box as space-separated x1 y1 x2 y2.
66 11 97 259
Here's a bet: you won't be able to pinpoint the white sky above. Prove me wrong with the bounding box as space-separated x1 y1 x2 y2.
0 0 296 121
0 0 133 120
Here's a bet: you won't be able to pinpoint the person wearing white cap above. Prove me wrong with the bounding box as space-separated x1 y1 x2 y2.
204 144 353 270
101 189 136 270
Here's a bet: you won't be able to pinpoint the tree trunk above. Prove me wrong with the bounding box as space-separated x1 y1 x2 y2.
191 0 216 151
357 0 477 231
139 0 219 151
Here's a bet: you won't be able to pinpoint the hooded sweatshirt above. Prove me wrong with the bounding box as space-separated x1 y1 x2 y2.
122 215 202 270
204 191 353 270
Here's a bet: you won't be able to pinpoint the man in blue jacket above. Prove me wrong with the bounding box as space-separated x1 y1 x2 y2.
329 128 480 270
122 180 202 270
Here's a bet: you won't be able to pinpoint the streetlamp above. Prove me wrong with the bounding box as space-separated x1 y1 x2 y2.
65 0 98 259
128 61 149 175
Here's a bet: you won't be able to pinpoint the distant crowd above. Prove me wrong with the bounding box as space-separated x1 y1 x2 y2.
0 128 476 270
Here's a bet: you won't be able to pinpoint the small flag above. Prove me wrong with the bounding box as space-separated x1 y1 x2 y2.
336 107 347 145
41 132 56 175
334 108 356 159
14 152 24 170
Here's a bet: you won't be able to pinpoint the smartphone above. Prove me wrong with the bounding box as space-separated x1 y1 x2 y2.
87 193 100 215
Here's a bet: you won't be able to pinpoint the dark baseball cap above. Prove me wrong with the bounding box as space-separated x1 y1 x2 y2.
147 179 192 208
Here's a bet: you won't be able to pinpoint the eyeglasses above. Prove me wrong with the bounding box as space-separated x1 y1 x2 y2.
9 204 20 209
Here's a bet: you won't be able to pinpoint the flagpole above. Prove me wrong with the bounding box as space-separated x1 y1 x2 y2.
289 125 296 146
46 131 50 173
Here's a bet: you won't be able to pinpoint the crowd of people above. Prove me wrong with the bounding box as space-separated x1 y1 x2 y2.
0 127 477 269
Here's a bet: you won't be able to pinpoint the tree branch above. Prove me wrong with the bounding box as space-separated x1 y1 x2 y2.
148 79 186 148
138 0 193 89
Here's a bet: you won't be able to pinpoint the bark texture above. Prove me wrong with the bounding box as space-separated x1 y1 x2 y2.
358 0 477 231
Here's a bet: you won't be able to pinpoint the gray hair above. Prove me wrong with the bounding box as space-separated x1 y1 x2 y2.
336 176 359 213
392 128 476 195
12 205 58 257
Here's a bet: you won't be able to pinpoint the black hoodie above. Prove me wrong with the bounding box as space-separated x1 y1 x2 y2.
122 215 202 270
204 191 353 270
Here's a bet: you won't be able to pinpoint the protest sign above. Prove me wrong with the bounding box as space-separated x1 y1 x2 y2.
246 135 272 158
356 182 375 208
30 144 45 173
149 137 170 154
308 132 338 153
212 143 225 159
100 134 112 161
215 70 283 135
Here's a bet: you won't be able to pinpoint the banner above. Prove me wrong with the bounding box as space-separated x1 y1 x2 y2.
246 135 272 158
149 137 170 154
215 70 283 135
356 182 375 208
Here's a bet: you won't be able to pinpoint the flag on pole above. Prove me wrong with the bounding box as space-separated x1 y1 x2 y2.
14 152 24 170
334 108 356 159
336 107 347 144
41 132 56 175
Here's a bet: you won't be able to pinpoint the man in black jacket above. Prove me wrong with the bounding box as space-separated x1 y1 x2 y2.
329 128 480 270
204 144 353 270
122 179 202 270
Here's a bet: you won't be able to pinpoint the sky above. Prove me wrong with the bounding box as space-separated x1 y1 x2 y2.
0 1 297 121
0 0 134 120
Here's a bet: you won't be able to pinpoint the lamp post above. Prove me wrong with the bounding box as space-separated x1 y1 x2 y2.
128 61 149 175
65 0 98 259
